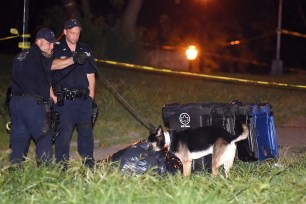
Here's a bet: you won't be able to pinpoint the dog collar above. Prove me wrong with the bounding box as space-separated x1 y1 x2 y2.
164 131 171 146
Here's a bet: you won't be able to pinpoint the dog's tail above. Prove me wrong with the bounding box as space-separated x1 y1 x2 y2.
232 124 249 143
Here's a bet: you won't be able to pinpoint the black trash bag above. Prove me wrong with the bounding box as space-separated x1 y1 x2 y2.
155 149 183 175
105 140 182 176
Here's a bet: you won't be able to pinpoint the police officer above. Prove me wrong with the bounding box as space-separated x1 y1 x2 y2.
52 19 97 167
9 28 81 165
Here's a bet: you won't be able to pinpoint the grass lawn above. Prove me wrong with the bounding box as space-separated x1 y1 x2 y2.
0 152 305 204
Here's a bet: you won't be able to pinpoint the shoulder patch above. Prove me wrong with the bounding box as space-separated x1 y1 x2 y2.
16 51 29 61
84 52 91 57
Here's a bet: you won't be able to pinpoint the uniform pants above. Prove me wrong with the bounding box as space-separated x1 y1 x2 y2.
54 97 94 166
9 96 53 164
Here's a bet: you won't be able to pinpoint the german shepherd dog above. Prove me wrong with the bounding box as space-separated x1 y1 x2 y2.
148 124 249 177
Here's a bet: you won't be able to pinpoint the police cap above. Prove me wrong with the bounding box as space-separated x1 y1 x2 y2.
36 28 56 43
64 19 82 30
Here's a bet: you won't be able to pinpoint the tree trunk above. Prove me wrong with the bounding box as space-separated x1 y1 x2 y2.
62 0 81 19
122 0 144 41
81 0 93 20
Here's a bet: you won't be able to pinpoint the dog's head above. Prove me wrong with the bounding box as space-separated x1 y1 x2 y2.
148 125 166 151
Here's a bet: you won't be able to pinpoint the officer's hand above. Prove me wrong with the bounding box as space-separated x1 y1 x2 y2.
73 52 87 64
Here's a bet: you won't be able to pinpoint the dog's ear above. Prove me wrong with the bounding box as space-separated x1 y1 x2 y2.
149 124 157 134
156 125 164 137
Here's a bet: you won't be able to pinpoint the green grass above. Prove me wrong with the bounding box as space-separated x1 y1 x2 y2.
0 152 305 204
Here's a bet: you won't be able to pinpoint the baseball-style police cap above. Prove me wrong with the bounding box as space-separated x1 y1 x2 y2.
36 28 56 43
64 18 82 30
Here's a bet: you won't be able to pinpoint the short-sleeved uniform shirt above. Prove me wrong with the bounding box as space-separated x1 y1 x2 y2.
11 44 53 98
52 39 96 90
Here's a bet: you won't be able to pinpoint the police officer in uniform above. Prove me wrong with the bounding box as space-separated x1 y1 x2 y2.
9 28 81 165
52 19 97 167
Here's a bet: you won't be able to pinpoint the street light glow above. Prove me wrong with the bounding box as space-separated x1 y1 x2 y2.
229 40 240 45
186 45 198 60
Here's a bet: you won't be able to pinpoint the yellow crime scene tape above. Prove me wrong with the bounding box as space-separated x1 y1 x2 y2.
96 59 306 91
0 36 19 41
0 33 31 49
281 29 306 39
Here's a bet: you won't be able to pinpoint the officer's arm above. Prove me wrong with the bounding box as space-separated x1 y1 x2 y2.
51 57 74 70
87 73 95 99
50 85 57 103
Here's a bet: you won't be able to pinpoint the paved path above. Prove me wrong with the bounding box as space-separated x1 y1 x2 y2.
277 127 306 147
276 126 306 156
93 144 129 161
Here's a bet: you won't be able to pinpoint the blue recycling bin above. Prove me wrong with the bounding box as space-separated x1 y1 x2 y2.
247 104 279 160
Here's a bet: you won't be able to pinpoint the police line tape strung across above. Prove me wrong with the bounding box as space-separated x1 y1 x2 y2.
96 59 306 91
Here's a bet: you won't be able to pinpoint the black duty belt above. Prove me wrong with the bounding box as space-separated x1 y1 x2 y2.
12 92 48 102
62 88 89 100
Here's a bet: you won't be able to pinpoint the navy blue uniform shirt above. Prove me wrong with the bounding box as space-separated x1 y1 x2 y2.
11 44 53 98
52 39 96 89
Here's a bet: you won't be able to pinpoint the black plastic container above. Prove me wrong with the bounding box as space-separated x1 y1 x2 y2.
162 102 279 171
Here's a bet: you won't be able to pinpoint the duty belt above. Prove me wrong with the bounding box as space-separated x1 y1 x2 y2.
11 92 48 103
62 88 89 100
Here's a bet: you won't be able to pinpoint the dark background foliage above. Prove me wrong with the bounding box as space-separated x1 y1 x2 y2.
1 0 306 73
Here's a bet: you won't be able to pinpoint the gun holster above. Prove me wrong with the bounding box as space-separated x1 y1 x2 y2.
47 111 60 133
91 102 98 127
52 82 64 106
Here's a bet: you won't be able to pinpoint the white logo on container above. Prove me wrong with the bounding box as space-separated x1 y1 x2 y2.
179 113 190 128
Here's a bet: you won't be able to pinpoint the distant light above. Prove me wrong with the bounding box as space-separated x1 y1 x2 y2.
186 45 198 60
229 40 240 45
